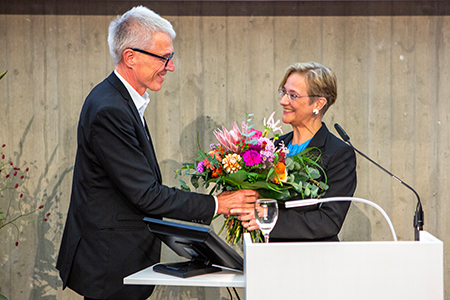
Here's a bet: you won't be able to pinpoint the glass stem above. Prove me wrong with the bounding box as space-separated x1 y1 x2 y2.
264 234 270 243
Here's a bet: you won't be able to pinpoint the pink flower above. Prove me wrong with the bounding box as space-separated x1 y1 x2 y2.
39 205 44 209
15 241 19 246
248 129 262 140
242 150 262 167
214 122 242 153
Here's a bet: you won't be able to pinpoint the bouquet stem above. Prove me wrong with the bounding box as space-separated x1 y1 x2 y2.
218 215 262 244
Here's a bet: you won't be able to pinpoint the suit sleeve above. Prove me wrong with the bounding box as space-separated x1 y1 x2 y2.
270 144 357 240
89 105 215 224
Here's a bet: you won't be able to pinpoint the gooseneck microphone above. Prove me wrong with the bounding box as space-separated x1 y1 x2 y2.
334 123 424 241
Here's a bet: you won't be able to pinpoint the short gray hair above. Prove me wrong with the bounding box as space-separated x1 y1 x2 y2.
108 6 176 64
279 62 337 115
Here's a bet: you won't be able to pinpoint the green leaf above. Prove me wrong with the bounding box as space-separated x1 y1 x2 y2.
305 186 311 197
319 182 329 190
178 179 191 192
310 185 319 196
296 171 309 181
0 70 7 81
190 176 200 189
0 293 9 300
258 188 292 200
308 168 321 179
291 181 303 194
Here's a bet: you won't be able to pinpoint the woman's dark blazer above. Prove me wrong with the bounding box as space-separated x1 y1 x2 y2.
56 72 215 299
270 123 357 242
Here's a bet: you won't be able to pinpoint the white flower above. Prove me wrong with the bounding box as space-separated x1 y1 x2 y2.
264 111 283 135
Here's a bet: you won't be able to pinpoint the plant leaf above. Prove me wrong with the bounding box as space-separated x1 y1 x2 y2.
0 70 7 81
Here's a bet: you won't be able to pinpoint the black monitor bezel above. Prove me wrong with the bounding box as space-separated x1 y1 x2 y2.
144 217 243 277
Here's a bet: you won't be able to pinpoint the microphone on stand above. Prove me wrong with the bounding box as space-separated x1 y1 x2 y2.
334 123 424 241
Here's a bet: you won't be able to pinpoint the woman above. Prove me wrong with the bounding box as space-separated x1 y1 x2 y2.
243 62 357 241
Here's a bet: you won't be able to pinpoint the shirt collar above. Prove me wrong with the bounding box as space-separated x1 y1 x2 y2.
114 70 150 121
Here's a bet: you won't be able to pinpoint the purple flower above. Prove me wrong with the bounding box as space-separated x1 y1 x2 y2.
197 160 205 173
248 143 262 152
242 150 262 167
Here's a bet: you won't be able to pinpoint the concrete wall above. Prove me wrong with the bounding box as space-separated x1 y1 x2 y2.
1 1 449 299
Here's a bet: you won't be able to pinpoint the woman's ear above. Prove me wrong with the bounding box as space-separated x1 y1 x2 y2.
315 97 328 111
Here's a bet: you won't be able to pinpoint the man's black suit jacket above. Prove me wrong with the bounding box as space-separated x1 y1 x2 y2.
271 123 357 242
56 72 215 299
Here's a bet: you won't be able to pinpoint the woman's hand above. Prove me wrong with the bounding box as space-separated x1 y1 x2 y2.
230 207 259 231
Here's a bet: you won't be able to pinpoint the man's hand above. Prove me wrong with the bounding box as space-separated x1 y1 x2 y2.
216 189 258 215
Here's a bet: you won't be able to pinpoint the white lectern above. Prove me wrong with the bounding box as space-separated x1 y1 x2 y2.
243 231 443 300
125 231 442 299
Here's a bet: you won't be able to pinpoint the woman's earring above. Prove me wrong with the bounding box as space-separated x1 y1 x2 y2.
313 109 319 116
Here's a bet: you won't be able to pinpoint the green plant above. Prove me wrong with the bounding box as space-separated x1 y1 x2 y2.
0 70 51 300
0 144 49 246
1 71 49 247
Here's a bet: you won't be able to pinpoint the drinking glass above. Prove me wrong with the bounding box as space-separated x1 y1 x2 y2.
254 199 279 243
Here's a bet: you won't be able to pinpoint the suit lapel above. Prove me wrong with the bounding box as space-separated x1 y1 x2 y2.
143 117 162 183
108 72 163 184
307 123 328 149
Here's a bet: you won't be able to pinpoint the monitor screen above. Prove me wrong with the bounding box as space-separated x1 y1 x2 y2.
144 217 243 278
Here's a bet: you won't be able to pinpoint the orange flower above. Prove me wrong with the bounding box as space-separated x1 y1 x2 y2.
208 150 223 162
203 150 223 170
212 166 224 177
222 153 242 174
272 162 287 184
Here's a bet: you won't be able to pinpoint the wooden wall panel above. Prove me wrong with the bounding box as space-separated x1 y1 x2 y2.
1 1 449 299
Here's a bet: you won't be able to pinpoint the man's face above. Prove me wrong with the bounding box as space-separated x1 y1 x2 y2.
133 32 175 92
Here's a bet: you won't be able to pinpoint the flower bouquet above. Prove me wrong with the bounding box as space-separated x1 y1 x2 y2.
175 112 328 244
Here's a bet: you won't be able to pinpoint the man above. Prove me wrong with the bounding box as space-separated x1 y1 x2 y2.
56 6 258 300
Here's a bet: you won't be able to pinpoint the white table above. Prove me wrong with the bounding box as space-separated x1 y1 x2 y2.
124 264 244 288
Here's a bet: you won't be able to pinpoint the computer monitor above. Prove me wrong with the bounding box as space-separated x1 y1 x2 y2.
144 217 243 278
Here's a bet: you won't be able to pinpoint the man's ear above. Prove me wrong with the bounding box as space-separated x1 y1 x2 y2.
122 49 136 68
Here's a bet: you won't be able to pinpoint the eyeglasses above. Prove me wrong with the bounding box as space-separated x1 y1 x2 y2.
131 48 174 68
278 88 320 102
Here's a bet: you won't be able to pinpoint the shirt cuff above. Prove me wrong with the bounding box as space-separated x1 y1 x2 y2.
213 195 218 216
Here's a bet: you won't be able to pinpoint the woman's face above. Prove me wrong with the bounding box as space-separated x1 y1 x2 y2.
279 72 316 127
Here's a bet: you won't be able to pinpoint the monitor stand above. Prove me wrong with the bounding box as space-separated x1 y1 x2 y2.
153 260 222 278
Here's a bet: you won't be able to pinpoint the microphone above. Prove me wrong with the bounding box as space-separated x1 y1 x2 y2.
334 123 424 241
